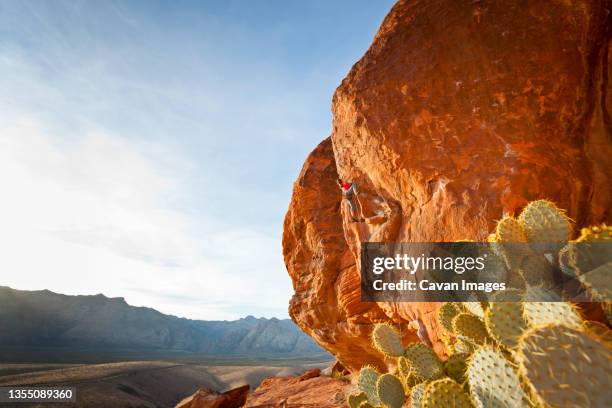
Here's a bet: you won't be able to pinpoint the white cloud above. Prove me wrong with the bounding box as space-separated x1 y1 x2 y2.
0 120 291 320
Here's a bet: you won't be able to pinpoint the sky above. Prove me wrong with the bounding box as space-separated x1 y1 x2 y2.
0 0 395 320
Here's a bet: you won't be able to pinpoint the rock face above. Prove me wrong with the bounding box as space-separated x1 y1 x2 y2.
284 0 612 372
175 385 249 408
244 368 349 408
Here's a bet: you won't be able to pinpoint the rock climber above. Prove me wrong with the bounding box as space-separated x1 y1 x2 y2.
338 179 364 222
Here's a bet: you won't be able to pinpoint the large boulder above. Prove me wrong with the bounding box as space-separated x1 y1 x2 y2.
284 0 611 371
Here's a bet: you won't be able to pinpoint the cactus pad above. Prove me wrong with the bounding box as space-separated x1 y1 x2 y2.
517 324 612 408
438 302 460 332
496 217 528 242
453 337 477 354
522 301 582 329
578 261 612 302
443 353 469 384
422 378 474 408
495 217 531 270
467 346 528 408
397 355 412 378
404 343 444 380
452 313 489 344
346 392 368 408
517 199 570 245
462 301 485 318
357 366 381 406
376 373 406 408
484 301 526 348
372 323 405 357
410 382 427 408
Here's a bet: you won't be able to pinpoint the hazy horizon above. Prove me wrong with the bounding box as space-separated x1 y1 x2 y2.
0 1 395 320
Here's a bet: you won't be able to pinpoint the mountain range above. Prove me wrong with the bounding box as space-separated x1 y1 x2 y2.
0 286 324 355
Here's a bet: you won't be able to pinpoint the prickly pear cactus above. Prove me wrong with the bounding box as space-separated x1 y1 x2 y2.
397 355 411 378
578 261 612 301
410 382 426 408
517 199 571 248
462 301 485 318
357 366 381 406
495 217 530 270
422 378 474 408
517 324 612 407
346 392 367 408
443 353 469 384
376 373 406 408
404 343 444 381
452 313 489 344
371 323 404 358
484 301 526 348
453 337 477 354
496 216 528 242
522 300 582 329
467 346 528 408
438 302 460 332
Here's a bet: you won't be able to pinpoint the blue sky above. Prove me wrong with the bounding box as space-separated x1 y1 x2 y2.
0 0 394 320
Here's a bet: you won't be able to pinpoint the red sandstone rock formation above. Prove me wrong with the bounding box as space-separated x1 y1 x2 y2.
244 368 349 407
175 385 249 408
284 0 612 372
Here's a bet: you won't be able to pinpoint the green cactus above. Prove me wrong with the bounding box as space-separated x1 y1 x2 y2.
397 355 411 378
467 346 528 408
517 199 571 249
404 372 422 388
517 324 612 407
496 216 528 243
453 337 477 354
346 392 368 408
376 373 406 408
484 301 526 348
522 300 582 329
517 253 554 286
443 353 469 384
404 343 444 381
438 302 460 332
357 366 381 406
452 313 489 344
409 382 426 408
372 323 405 358
495 217 530 271
462 301 485 318
422 378 474 408
577 261 612 302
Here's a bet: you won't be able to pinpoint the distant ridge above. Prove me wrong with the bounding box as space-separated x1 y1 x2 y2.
0 286 324 355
